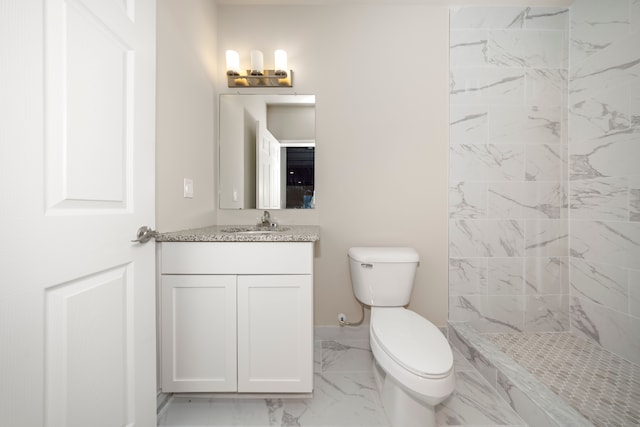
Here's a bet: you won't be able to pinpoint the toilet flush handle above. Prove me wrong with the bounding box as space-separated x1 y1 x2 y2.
361 263 373 269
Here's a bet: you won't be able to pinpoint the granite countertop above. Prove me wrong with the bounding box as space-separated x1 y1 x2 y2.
156 224 320 242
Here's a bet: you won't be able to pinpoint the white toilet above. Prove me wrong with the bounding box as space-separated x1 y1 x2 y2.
348 247 455 427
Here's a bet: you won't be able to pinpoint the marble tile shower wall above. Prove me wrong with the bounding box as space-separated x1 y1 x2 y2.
448 7 570 333
568 0 640 365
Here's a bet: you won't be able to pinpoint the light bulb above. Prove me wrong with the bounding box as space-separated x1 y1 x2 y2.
274 50 288 77
225 50 239 76
250 50 264 76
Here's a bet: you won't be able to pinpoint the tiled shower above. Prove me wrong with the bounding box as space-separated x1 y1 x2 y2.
448 1 639 425
568 0 640 366
449 0 639 363
449 5 571 334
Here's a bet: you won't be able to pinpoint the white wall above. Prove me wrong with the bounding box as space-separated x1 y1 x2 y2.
215 4 451 326
156 0 218 232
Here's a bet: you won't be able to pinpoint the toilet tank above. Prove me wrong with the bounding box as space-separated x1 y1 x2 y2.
348 247 419 307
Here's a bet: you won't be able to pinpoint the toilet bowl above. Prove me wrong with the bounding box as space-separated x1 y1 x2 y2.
370 307 455 427
348 247 455 427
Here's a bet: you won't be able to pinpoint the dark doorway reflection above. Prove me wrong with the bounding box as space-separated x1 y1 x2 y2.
286 147 315 208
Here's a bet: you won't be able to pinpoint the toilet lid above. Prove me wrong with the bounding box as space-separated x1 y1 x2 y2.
371 308 453 379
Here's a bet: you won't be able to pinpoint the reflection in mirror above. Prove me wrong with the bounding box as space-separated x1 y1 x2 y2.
219 94 315 210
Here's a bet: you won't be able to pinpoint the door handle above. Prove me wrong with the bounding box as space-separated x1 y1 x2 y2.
132 226 157 244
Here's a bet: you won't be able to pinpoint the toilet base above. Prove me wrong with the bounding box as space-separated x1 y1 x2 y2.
372 361 438 427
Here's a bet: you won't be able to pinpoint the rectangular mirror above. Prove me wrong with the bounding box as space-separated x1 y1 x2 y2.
219 94 315 209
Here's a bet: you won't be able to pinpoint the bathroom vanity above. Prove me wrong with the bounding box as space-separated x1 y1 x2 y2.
156 225 320 394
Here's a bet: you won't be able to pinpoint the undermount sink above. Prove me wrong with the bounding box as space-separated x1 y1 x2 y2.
221 226 290 234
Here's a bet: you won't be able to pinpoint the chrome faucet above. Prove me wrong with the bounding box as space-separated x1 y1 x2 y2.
258 210 272 228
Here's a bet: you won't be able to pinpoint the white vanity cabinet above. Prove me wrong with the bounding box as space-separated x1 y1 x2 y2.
159 241 314 394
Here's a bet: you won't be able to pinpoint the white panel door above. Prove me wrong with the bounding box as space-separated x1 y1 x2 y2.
161 275 237 392
269 137 281 208
237 275 313 393
256 121 281 209
0 0 157 426
257 120 270 209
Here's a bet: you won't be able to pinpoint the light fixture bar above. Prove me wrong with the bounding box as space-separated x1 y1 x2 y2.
225 49 292 87
227 70 293 87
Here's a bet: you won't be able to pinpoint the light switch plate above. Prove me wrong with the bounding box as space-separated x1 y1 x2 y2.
183 178 193 198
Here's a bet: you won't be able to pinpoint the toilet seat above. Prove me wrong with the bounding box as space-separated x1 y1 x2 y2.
371 308 453 379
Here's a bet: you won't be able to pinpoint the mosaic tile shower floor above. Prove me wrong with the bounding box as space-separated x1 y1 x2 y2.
484 332 640 427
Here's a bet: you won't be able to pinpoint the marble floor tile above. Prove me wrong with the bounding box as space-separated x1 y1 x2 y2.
437 371 526 426
279 372 387 427
159 397 214 426
320 339 373 373
159 337 526 427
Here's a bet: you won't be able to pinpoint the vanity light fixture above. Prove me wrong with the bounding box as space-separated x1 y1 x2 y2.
225 49 293 87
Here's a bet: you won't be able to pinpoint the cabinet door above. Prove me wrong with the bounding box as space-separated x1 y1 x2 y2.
161 275 236 392
237 275 313 393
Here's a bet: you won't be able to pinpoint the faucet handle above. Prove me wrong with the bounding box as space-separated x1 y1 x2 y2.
258 210 275 228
